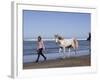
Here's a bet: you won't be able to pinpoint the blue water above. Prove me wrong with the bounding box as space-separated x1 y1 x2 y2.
23 40 90 56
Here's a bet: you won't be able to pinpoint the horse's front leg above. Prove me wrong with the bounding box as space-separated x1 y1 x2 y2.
59 47 62 53
63 47 66 53
68 48 71 53
63 47 66 59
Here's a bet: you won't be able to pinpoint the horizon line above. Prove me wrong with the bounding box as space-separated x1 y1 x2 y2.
24 38 86 41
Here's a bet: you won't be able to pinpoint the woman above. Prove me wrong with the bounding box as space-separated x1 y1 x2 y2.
35 36 46 62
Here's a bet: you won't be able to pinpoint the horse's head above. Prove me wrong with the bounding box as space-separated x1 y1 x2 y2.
54 34 64 43
54 34 59 43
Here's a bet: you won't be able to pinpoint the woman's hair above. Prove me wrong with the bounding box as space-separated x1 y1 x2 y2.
38 36 42 42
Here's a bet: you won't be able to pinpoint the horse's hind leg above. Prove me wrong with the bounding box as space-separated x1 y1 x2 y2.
68 48 71 57
73 39 78 55
74 48 77 54
72 45 77 54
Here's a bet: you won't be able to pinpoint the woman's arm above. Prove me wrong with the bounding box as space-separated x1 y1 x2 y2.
42 41 45 50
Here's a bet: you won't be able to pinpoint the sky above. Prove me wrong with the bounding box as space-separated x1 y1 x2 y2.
23 10 91 39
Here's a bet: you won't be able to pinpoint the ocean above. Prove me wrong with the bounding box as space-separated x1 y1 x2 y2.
23 40 90 63
23 40 90 55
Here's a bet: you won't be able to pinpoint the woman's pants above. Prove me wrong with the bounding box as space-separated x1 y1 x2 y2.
36 48 46 62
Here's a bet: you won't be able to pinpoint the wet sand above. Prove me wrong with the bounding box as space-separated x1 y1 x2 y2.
23 55 90 69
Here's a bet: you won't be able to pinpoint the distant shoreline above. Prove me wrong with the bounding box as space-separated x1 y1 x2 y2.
24 38 86 41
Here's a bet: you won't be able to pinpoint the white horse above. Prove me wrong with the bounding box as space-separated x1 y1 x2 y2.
54 34 79 58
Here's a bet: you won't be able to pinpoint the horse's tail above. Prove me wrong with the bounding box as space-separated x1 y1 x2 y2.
73 38 79 49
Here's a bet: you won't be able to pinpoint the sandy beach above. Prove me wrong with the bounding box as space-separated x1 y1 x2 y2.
23 55 90 69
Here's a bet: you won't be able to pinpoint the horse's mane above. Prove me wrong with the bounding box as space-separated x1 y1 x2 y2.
54 34 64 40
58 36 64 40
